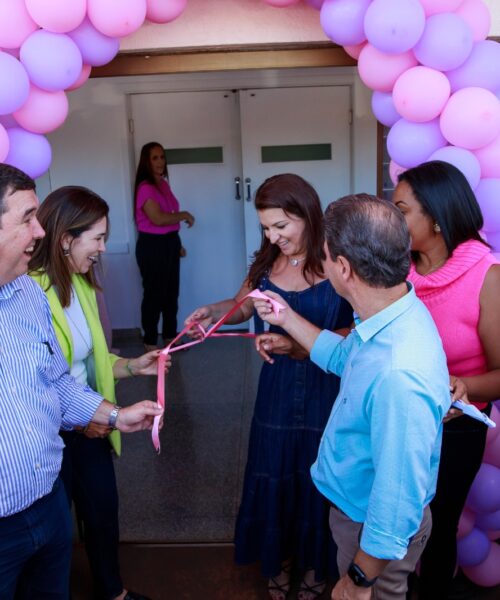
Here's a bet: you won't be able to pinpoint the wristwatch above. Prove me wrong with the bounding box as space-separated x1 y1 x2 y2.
347 562 378 588
108 405 122 429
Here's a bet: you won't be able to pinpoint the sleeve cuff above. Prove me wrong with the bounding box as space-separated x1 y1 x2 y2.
360 523 409 561
310 329 343 372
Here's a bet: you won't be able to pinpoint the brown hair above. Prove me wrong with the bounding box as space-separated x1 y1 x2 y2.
247 173 325 289
29 186 109 307
133 142 168 222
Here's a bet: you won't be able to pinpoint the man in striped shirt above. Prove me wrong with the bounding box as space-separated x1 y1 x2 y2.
0 164 162 599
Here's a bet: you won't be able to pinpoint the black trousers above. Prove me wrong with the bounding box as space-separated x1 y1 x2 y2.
417 405 490 599
135 231 181 345
60 432 122 600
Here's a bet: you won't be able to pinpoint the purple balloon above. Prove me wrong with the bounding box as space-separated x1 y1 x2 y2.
457 528 491 567
475 508 500 533
467 463 500 514
364 0 425 55
68 17 119 67
0 52 30 115
305 0 324 8
387 118 446 168
413 13 473 71
447 41 500 93
0 113 19 129
320 0 371 46
475 179 500 233
5 127 52 179
371 91 401 127
20 30 82 92
429 146 481 190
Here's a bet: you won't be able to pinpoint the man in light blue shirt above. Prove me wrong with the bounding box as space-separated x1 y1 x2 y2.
253 194 450 599
0 164 163 599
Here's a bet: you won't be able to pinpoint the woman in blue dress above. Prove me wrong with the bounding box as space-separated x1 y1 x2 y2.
185 174 352 599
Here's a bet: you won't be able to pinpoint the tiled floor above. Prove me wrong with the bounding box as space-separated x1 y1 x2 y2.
69 332 500 599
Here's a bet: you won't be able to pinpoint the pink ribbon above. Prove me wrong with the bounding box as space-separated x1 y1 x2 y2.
152 289 285 452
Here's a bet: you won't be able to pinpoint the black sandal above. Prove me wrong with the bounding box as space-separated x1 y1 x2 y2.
297 578 326 599
268 561 292 600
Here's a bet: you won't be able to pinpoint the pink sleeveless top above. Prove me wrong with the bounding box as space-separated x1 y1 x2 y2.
408 240 498 408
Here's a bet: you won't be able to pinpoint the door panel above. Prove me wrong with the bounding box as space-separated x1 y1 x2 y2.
239 86 351 262
131 91 247 328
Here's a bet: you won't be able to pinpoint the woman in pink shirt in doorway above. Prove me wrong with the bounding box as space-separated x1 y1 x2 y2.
392 161 500 599
134 142 195 350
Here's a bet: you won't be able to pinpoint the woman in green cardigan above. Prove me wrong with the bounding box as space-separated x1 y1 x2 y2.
29 186 170 600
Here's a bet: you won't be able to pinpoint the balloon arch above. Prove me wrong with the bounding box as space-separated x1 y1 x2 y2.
0 0 499 586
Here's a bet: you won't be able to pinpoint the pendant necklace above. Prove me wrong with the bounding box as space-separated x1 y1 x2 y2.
289 256 306 267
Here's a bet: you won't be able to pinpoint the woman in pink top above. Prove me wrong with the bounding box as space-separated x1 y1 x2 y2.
393 161 500 599
134 142 195 350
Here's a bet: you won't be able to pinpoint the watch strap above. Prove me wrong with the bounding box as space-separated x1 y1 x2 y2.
347 561 378 588
108 405 122 429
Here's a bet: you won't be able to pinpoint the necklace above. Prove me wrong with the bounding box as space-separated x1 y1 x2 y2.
289 256 306 267
420 257 447 275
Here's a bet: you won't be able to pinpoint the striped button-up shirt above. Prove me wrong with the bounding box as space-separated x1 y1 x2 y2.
0 275 103 517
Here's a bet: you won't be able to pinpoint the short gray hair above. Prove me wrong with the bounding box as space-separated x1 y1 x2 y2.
324 194 411 288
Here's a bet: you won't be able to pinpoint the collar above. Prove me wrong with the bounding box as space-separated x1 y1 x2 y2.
0 277 23 301
354 282 416 343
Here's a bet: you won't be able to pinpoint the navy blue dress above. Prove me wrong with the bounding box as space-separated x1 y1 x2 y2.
234 276 352 580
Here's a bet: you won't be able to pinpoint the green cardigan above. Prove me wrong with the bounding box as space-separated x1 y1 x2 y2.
30 271 121 455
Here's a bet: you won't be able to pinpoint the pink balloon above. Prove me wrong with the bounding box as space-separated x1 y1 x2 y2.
371 91 400 127
358 45 418 92
446 41 500 94
482 419 500 466
25 0 86 34
0 52 30 115
13 85 68 134
457 508 476 540
66 64 92 92
486 528 500 540
5 127 51 179
343 42 366 60
419 0 466 15
20 31 82 92
389 160 406 186
0 123 9 161
68 18 120 67
475 134 500 179
428 146 481 190
0 0 38 49
387 118 446 168
413 13 473 72
393 66 450 123
364 0 426 55
87 0 147 38
146 0 188 23
305 0 324 8
463 542 500 587
263 0 300 6
320 0 371 46
467 463 500 514
440 88 500 151
456 0 491 42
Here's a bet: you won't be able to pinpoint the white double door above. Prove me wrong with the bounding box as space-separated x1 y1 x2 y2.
130 85 351 329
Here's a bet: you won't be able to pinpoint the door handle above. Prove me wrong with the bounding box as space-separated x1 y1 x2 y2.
245 177 252 202
234 177 241 200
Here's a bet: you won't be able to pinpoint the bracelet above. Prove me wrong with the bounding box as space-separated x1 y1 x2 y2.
108 405 122 429
125 360 135 377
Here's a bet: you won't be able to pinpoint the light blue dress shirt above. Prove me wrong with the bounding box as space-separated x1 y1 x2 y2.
0 276 103 517
310 285 450 560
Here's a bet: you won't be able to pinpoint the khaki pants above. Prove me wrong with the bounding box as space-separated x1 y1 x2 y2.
329 504 432 600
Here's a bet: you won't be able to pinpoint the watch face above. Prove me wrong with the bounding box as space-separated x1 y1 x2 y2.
348 562 377 588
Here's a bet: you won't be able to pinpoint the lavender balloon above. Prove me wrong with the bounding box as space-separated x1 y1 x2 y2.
364 0 425 55
387 118 446 169
475 508 500 533
446 41 500 93
5 127 52 179
21 31 82 92
371 91 400 127
320 0 371 46
475 179 500 233
68 18 120 67
457 528 491 567
0 52 30 115
429 146 481 190
413 13 473 72
467 463 500 514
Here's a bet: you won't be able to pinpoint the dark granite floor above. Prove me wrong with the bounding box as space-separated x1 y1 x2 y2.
68 332 500 599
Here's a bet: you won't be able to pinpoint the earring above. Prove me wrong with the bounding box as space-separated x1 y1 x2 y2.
433 223 441 233
63 248 70 256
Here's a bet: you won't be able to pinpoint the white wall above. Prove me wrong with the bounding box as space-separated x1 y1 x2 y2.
43 67 377 330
